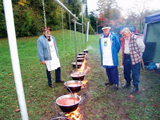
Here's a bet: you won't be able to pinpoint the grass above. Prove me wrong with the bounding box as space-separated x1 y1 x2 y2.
0 30 160 120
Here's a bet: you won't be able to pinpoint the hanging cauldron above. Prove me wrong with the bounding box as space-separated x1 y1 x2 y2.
78 52 85 56
50 117 69 120
64 80 83 93
77 55 85 59
77 58 84 62
56 94 81 113
70 72 85 81
71 62 82 69
83 49 89 53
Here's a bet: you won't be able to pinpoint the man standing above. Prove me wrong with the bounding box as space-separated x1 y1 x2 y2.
37 27 64 88
99 24 121 90
121 28 145 93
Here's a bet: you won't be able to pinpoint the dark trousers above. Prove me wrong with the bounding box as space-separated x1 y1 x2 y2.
124 54 140 86
46 67 61 85
106 66 119 85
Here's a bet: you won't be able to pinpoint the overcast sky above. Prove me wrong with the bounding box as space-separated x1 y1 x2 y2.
87 0 160 17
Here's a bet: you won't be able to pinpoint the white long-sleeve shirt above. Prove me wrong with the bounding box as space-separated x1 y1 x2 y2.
124 36 145 54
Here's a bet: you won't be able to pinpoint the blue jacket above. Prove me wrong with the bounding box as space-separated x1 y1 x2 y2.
37 35 59 62
99 32 121 68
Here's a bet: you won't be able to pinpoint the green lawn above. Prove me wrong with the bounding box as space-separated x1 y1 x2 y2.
0 30 160 120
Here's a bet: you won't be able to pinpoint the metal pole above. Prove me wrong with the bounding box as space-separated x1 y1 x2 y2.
3 0 29 120
71 19 82 25
81 0 84 50
85 21 90 48
96 20 98 37
74 19 77 70
54 0 78 20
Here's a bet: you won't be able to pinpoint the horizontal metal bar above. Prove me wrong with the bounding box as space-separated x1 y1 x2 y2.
54 0 79 20
71 19 82 25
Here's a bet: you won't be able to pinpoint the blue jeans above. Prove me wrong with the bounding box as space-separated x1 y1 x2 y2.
123 54 140 86
106 66 119 85
46 67 61 85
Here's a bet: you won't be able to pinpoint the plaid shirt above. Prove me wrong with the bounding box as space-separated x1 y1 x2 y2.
129 34 142 65
121 34 142 65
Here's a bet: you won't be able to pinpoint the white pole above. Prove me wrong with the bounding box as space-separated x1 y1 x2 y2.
3 0 29 120
86 21 90 42
85 21 89 49
82 0 84 50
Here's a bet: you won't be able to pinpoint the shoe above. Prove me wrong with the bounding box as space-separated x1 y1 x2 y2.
105 82 113 86
113 84 119 90
49 84 54 88
56 80 64 83
131 85 139 93
122 83 131 88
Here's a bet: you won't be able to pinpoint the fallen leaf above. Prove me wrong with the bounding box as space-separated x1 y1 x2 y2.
1 96 4 98
27 100 30 103
9 73 13 76
15 109 20 112
154 104 158 107
29 86 32 88
129 95 134 98
151 99 153 101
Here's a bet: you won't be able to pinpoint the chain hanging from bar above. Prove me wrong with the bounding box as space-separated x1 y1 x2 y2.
69 13 72 53
41 0 58 117
42 0 47 34
42 0 53 86
61 8 68 78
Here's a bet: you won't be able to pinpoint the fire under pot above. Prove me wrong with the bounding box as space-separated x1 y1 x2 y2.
64 80 83 93
56 94 81 113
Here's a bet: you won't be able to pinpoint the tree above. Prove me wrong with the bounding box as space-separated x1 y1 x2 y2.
88 11 97 31
0 0 7 38
97 0 120 20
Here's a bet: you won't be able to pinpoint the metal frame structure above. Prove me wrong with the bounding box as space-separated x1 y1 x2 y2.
3 0 29 120
2 0 90 119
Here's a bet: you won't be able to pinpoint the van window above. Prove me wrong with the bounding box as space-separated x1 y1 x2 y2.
114 25 137 39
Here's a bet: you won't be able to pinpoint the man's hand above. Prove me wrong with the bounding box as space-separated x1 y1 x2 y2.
41 61 45 65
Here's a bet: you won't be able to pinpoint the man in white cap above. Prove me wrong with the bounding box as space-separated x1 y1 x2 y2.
99 24 121 90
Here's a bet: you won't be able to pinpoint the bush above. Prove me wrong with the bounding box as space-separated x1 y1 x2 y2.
13 5 43 37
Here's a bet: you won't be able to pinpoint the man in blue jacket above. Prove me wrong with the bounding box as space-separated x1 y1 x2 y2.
99 24 121 90
37 27 64 88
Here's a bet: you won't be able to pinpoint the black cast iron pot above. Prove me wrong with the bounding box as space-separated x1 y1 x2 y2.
64 80 83 93
83 49 89 53
78 52 85 56
71 62 82 69
70 72 85 81
77 55 85 58
50 117 70 120
77 58 84 62
56 94 81 113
